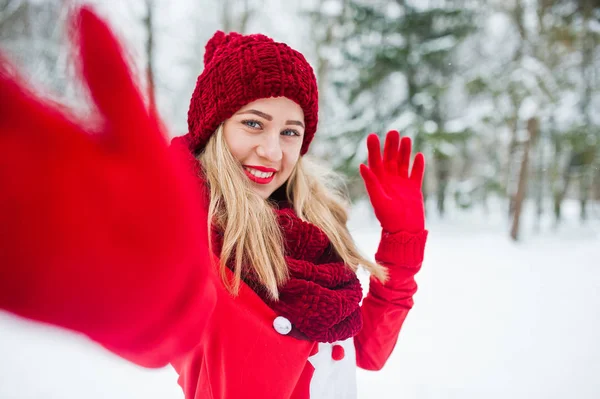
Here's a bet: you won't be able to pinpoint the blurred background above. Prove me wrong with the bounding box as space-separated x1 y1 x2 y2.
0 0 599 398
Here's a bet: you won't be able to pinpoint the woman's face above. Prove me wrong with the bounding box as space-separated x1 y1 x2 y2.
222 97 305 199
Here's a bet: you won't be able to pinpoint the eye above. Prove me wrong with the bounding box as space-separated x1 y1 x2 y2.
242 120 262 129
281 129 301 137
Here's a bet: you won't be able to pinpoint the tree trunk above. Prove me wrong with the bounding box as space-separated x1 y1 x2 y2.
579 163 596 222
510 117 537 241
237 0 252 34
144 0 156 115
507 112 520 218
221 0 254 33
578 0 595 222
533 125 544 233
593 168 600 201
221 0 231 32
435 154 450 217
507 0 527 218
553 163 572 225
432 100 449 217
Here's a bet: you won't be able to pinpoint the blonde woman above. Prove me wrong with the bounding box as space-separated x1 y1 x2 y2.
0 7 428 399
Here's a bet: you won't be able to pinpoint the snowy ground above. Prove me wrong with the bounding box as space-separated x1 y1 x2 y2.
1 199 599 399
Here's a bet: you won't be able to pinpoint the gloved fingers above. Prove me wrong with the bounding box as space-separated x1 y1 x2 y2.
0 56 88 148
359 164 389 205
398 136 411 179
366 133 384 178
410 152 426 188
73 7 165 155
382 130 399 176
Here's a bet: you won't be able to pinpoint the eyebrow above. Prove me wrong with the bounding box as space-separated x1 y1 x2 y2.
237 109 305 129
286 120 305 129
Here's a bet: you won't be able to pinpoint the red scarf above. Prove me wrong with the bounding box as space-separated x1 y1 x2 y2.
211 205 363 343
170 136 363 343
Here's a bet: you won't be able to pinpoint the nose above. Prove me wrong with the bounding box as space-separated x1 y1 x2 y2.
256 131 283 163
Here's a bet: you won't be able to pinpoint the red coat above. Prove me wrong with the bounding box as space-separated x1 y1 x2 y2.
0 8 427 395
0 226 426 398
173 230 428 399
157 140 428 397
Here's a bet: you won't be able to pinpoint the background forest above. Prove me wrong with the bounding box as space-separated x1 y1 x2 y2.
1 0 599 239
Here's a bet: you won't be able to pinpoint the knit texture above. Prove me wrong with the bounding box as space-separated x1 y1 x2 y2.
376 230 428 269
171 135 363 342
187 31 319 155
212 205 364 343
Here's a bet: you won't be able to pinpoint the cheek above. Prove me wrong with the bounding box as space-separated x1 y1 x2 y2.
224 131 253 162
227 143 245 163
282 150 300 175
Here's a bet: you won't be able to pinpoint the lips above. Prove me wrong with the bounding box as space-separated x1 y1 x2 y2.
244 165 277 173
243 165 276 185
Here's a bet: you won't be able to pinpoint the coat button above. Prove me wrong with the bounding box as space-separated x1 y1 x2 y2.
273 316 292 335
331 344 345 361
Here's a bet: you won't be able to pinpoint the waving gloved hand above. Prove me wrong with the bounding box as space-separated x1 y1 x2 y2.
0 7 214 366
355 131 428 371
359 130 426 233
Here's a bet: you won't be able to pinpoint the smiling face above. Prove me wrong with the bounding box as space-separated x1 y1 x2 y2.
222 97 305 199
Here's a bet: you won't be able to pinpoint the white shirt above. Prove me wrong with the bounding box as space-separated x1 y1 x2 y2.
308 337 357 399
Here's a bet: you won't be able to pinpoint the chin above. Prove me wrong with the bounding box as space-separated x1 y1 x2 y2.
252 186 273 200
252 180 284 200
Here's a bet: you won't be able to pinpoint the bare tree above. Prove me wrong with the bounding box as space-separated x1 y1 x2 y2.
221 0 257 33
308 0 347 112
0 0 73 99
143 0 156 114
505 0 527 218
0 0 27 32
511 117 538 241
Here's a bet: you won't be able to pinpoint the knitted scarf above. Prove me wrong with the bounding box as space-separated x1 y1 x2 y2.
169 136 363 343
211 204 364 343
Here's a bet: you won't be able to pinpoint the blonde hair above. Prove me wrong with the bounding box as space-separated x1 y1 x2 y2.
198 125 387 299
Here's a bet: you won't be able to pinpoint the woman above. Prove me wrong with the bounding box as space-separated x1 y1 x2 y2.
0 7 427 399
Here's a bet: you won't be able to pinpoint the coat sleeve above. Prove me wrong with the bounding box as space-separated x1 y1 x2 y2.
354 230 428 371
0 7 218 368
0 230 218 370
0 136 218 369
0 239 217 370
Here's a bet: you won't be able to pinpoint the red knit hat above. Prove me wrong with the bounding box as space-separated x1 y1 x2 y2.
187 31 319 155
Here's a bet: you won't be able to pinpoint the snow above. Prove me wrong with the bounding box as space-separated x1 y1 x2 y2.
519 96 539 121
589 18 600 33
419 36 458 55
1 199 599 399
424 120 438 134
350 198 600 399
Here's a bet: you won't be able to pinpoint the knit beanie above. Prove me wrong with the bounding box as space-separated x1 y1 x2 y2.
187 31 319 155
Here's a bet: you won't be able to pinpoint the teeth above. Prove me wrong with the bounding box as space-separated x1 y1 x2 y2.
245 167 274 179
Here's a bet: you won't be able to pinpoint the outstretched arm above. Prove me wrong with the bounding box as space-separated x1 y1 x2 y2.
0 7 216 368
354 131 428 370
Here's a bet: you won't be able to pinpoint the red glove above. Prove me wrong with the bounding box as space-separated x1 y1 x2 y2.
359 130 426 233
0 7 215 366
356 131 427 370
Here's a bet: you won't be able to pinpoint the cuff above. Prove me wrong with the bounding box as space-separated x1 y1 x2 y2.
375 230 428 270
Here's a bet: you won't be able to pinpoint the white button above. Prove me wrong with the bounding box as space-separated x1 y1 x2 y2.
273 316 292 335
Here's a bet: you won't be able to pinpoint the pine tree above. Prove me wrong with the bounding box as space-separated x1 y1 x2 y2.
312 0 477 209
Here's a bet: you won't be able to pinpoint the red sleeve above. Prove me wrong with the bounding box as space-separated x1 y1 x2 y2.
354 230 428 371
0 228 218 370
0 7 217 368
0 138 217 368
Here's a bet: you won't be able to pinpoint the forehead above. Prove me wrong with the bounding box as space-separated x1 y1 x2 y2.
238 97 304 119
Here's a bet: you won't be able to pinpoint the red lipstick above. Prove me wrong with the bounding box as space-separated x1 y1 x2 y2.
244 165 277 173
243 165 277 185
